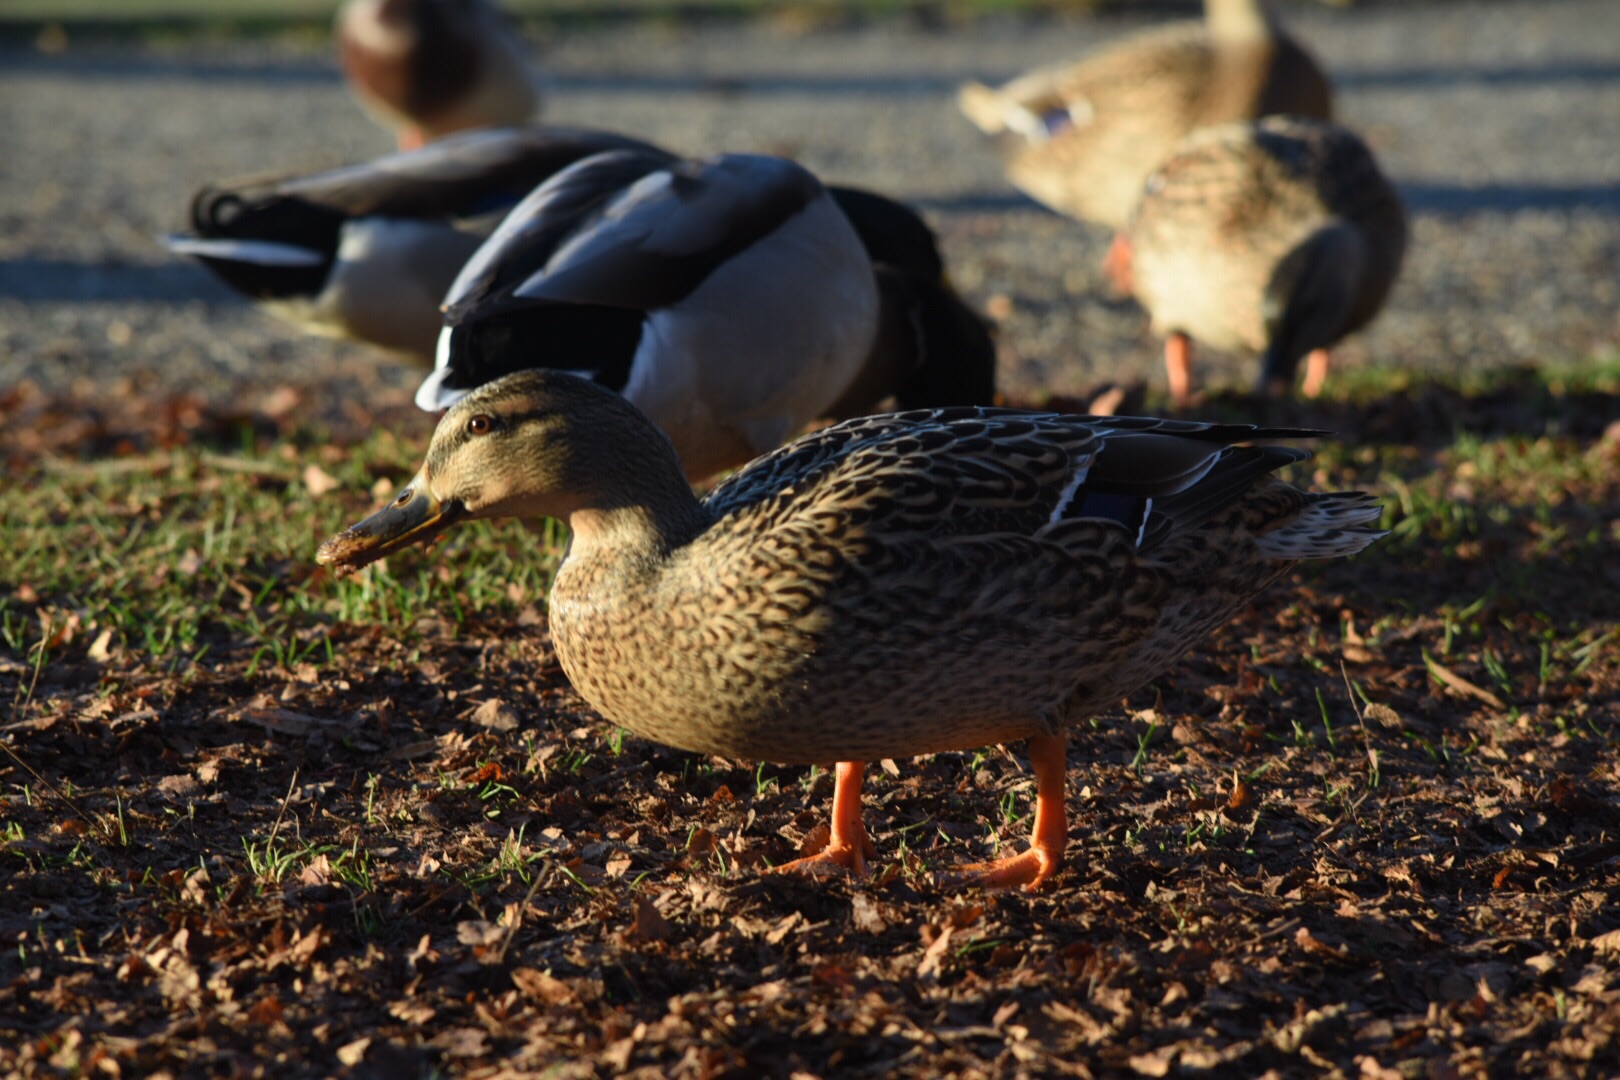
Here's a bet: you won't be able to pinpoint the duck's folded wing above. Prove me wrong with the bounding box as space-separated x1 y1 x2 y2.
494 151 824 314
707 409 1323 547
275 125 670 220
437 147 682 321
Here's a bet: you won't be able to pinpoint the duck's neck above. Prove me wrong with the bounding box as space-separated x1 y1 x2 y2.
1205 0 1276 43
565 478 711 568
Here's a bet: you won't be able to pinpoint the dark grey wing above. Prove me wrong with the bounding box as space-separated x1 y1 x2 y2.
439 147 680 324
506 152 823 312
276 125 672 220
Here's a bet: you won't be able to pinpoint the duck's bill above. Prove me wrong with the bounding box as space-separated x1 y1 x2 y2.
316 485 464 576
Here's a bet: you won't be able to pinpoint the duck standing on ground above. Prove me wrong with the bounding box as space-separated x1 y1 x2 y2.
958 0 1332 233
1114 117 1407 403
165 126 665 363
336 0 540 149
416 149 996 478
318 370 1384 889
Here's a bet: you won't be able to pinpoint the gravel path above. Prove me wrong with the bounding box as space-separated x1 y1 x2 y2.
3 0 1618 411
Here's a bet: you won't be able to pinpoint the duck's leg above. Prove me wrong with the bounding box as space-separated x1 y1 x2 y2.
1166 332 1195 408
766 761 877 878
1301 348 1331 399
947 734 1068 891
397 125 427 152
1103 232 1134 296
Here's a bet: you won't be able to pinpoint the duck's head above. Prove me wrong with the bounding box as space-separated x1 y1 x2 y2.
317 371 691 576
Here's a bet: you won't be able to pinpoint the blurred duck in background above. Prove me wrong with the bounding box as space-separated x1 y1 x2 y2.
1111 117 1407 405
418 149 997 479
958 0 1332 239
336 0 540 149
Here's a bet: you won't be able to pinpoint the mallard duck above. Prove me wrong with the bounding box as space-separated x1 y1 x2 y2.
336 0 540 150
1115 117 1407 403
416 149 996 478
958 0 1332 231
165 126 664 363
317 370 1384 889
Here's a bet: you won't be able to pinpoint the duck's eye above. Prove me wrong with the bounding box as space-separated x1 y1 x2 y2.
466 414 494 436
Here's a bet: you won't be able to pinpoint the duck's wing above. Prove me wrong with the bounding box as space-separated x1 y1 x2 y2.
166 126 668 297
826 186 944 282
422 151 828 409
706 409 1324 551
267 125 669 220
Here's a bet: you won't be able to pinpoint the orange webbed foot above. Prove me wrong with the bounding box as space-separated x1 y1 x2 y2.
941 733 1070 892
943 844 1063 891
763 761 875 880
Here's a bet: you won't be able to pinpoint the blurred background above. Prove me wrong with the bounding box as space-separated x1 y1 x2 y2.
2 0 1617 414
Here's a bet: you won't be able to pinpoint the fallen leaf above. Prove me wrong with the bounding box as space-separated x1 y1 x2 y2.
336 1037 370 1066
471 699 519 732
511 968 573 1005
248 996 284 1027
623 897 671 945
456 920 503 947
87 627 115 661
850 893 887 935
917 923 955 981
302 464 340 497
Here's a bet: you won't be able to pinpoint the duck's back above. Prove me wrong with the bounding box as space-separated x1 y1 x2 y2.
1127 118 1404 354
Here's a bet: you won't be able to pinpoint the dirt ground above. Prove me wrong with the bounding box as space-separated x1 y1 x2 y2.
4 1 1620 1076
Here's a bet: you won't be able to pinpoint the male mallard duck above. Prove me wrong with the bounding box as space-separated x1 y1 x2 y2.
165 126 663 363
958 0 1332 231
1115 117 1407 403
336 0 540 150
318 370 1384 889
416 149 996 478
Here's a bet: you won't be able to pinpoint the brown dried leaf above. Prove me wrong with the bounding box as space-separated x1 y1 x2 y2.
624 897 671 945
336 1038 370 1066
456 920 503 947
511 968 574 1005
247 996 284 1027
917 923 955 981
470 699 519 732
302 464 340 498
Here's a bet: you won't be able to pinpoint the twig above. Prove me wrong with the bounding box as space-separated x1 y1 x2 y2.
265 768 301 850
1340 661 1382 791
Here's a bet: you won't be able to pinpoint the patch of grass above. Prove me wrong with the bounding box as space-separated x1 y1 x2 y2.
1 429 565 680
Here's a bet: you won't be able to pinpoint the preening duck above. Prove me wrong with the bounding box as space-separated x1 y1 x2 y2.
336 0 540 149
416 149 996 479
319 370 1385 889
165 126 665 363
1115 117 1407 403
958 0 1332 231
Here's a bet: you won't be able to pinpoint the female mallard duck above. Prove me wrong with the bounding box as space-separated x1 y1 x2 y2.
166 125 664 363
1114 117 1407 403
958 0 1332 231
317 370 1384 889
336 0 540 150
416 148 996 478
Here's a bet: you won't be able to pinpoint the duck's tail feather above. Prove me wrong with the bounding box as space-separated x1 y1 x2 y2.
958 81 1011 135
893 273 998 410
163 235 327 268
1254 492 1386 559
